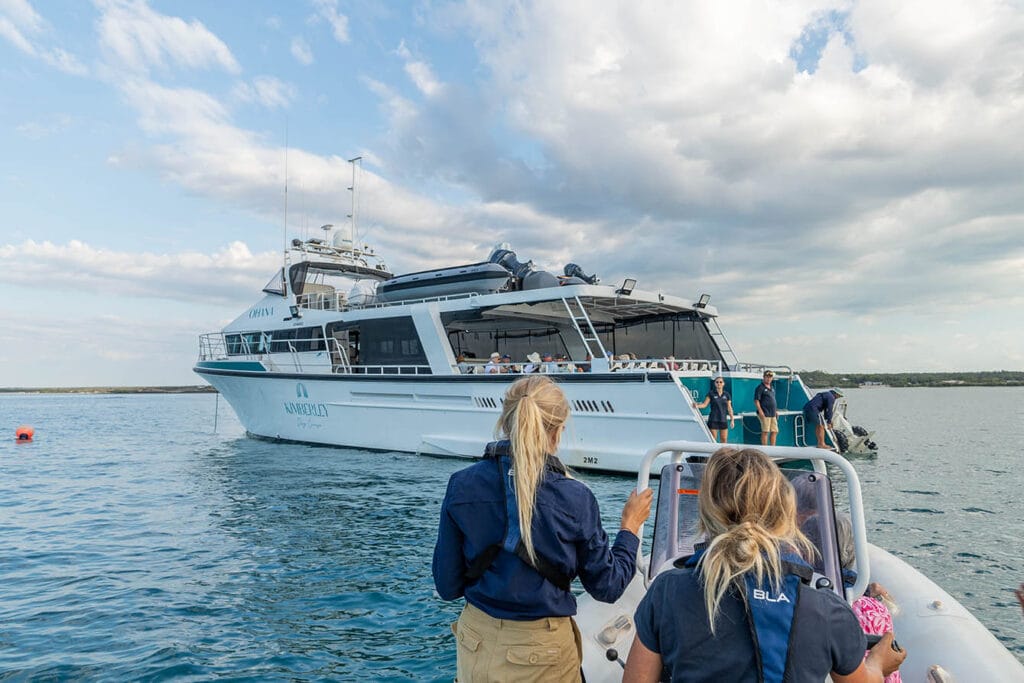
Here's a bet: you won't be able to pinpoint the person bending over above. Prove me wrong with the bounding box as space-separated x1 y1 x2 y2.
803 388 843 449
623 447 906 683
433 376 652 682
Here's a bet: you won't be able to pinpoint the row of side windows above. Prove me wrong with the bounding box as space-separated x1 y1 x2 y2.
226 327 325 355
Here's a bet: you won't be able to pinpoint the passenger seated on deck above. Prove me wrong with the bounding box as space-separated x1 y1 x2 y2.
484 352 502 374
835 514 903 683
622 447 906 683
523 352 541 374
542 352 560 374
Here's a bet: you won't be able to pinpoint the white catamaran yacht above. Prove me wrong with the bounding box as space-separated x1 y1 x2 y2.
195 224 874 473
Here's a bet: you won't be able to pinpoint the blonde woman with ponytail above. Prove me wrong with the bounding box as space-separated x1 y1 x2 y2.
433 376 652 682
624 448 906 683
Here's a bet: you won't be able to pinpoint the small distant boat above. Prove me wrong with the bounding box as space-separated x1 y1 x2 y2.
859 381 888 388
577 441 1024 681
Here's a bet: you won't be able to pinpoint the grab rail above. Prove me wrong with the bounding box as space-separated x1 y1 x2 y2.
634 440 869 603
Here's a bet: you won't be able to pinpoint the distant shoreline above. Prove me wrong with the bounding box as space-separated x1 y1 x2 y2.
0 385 216 395
799 370 1024 389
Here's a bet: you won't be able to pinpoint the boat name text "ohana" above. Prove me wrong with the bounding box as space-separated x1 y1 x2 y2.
284 401 329 417
249 306 275 318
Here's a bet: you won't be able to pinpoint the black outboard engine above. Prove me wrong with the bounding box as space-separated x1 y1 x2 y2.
489 246 572 291
489 248 535 281
563 263 599 285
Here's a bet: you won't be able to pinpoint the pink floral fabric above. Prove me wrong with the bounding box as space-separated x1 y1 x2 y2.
851 596 902 683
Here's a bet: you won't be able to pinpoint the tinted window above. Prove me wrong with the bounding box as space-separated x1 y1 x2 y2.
268 326 325 353
360 317 426 367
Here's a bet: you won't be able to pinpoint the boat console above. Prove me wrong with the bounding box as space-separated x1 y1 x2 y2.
648 459 845 597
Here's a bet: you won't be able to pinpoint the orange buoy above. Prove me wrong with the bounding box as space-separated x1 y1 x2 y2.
15 425 34 442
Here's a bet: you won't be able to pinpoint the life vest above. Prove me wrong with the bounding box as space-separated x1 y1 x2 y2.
463 440 573 591
682 547 815 683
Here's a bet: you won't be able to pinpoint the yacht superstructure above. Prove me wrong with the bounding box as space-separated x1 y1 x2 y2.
195 228 852 473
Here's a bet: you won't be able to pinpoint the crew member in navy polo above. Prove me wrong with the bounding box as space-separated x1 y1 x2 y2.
755 370 779 446
694 377 734 443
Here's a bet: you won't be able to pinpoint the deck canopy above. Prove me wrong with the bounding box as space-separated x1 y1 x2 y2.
442 294 724 364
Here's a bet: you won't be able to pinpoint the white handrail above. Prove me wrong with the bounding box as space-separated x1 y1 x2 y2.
635 440 870 602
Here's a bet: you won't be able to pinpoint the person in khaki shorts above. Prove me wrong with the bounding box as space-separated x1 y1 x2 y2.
755 370 779 446
433 376 652 682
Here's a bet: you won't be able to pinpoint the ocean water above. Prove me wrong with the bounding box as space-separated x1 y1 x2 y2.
0 387 1020 680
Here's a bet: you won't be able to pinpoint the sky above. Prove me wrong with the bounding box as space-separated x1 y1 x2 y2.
1 0 1022 387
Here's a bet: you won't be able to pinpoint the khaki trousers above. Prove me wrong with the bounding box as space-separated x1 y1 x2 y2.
452 602 583 683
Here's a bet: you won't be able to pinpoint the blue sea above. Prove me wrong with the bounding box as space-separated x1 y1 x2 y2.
0 387 1021 680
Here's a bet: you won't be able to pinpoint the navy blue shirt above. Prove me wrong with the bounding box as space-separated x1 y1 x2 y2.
432 451 640 620
634 566 865 682
705 390 731 425
755 382 778 417
805 391 837 422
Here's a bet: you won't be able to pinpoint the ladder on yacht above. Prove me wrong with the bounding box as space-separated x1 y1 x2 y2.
705 316 739 369
329 337 351 373
562 296 608 361
794 413 841 451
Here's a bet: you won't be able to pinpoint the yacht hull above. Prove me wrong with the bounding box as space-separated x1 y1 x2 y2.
196 367 709 474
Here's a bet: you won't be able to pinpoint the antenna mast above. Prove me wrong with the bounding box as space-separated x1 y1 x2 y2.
347 156 362 247
283 122 289 265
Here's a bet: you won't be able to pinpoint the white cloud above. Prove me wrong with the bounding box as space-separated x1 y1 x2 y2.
15 114 72 139
312 0 349 43
0 239 279 305
290 35 313 65
0 15 36 53
396 40 441 96
0 0 88 74
232 75 296 109
95 0 240 74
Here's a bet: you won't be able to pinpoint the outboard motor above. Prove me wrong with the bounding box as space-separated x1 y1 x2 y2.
563 263 599 285
489 248 536 280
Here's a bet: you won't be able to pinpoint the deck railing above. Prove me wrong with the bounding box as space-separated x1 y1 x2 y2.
449 357 726 375
295 289 482 313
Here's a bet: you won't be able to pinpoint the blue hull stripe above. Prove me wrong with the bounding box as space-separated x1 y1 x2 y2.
195 361 267 372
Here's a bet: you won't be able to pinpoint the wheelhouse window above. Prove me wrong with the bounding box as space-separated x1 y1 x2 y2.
262 269 286 296
267 326 325 353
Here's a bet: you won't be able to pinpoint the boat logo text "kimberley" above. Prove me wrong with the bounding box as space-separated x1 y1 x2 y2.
284 401 329 417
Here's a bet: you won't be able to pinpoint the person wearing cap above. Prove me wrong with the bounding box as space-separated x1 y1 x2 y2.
694 377 734 443
542 352 560 374
484 352 502 374
803 388 843 449
755 370 779 446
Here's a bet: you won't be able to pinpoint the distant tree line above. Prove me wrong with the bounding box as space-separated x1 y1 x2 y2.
798 370 1024 388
